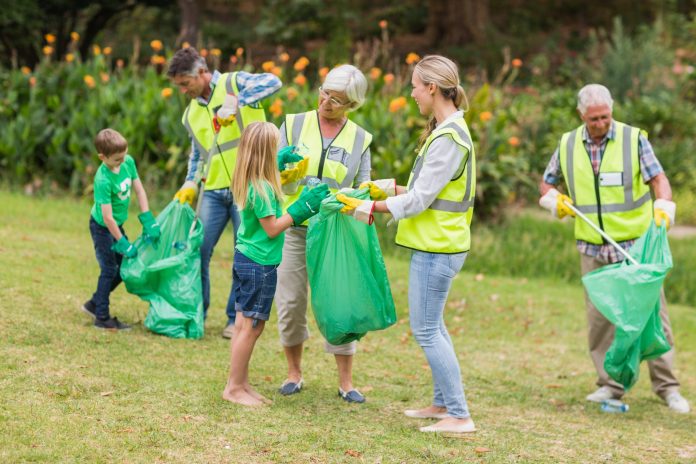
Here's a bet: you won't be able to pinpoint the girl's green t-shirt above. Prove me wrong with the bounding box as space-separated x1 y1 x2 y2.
90 155 139 226
236 181 284 265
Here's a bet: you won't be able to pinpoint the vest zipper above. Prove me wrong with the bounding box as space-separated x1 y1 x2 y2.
593 141 608 243
315 111 347 180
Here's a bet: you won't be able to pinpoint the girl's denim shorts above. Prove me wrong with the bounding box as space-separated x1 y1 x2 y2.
232 250 278 322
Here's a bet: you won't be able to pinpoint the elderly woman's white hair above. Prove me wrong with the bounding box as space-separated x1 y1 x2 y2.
577 84 614 115
321 64 368 111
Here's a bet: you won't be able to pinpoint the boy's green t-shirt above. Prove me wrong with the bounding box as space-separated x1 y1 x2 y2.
236 181 284 265
90 155 139 226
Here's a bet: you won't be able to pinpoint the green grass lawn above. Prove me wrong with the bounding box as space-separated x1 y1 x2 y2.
1 190 694 463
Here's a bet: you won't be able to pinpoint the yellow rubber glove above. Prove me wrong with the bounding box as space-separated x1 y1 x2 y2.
556 193 576 219
359 179 396 201
336 193 364 213
174 181 197 206
280 157 309 185
654 209 671 229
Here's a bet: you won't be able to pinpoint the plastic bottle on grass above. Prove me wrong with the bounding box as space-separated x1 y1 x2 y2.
601 399 629 413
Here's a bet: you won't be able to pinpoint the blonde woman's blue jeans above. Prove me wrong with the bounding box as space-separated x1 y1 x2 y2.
408 250 470 419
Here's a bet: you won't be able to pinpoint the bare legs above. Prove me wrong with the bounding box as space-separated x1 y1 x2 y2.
222 317 269 406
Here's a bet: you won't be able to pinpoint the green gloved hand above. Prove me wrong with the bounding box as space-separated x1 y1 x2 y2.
112 237 137 258
287 183 330 225
277 145 304 171
138 211 161 243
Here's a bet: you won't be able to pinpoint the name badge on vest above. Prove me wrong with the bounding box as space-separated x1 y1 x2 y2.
326 146 349 166
599 172 623 187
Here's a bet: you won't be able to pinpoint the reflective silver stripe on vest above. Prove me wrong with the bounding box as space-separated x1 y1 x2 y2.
225 74 245 135
290 113 306 145
565 130 577 201
338 127 367 188
409 122 474 213
569 124 651 214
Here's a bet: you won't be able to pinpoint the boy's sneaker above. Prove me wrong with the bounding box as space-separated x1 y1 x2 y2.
94 317 131 330
81 300 96 319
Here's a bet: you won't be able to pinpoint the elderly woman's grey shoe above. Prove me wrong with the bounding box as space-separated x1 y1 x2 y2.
278 379 303 396
338 388 365 403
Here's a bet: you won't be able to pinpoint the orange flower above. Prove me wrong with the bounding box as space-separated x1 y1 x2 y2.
293 56 310 72
230 55 238 64
92 45 101 56
211 48 222 57
42 46 53 56
70 31 80 42
150 40 163 51
182 41 190 49
200 48 208 57
479 111 493 122
508 136 520 147
389 96 407 113
99 72 109 83
161 87 173 98
21 66 31 75
383 73 395 85
45 34 56 44
279 52 290 63
262 61 275 72
405 53 420 65
236 47 244 57
29 76 36 87
318 67 329 79
65 53 75 63
379 20 388 29
269 98 283 118
369 67 382 80
511 58 523 68
293 74 307 86
103 47 112 56
116 59 125 68
271 66 282 77
150 55 166 65
83 75 96 88
286 87 299 101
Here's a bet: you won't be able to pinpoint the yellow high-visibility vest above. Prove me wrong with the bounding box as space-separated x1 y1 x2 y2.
282 110 372 225
182 72 267 190
395 117 476 254
559 121 652 244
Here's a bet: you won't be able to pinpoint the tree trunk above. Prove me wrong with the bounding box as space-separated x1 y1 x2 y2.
177 0 201 47
426 0 491 47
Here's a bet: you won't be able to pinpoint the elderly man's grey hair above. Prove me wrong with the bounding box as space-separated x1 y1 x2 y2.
577 84 614 115
167 48 208 78
321 64 368 111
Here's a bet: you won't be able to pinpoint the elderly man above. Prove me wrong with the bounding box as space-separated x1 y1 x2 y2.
539 84 689 413
167 48 281 338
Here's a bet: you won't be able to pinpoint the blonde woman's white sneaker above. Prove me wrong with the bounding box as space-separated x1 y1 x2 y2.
420 420 476 433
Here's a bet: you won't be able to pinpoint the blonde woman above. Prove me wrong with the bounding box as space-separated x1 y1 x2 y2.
339 56 477 433
222 122 328 406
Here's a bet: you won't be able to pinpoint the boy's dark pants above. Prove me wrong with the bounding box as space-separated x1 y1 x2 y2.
89 216 127 320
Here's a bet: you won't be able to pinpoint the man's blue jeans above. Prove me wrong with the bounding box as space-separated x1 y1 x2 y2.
408 250 470 419
89 217 127 321
199 188 240 325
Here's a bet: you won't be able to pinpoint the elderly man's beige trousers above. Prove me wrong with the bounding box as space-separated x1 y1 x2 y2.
580 253 680 399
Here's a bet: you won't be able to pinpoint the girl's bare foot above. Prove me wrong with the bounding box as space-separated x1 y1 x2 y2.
222 387 264 406
245 384 272 404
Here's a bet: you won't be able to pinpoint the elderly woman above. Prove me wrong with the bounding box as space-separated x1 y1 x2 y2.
275 65 372 403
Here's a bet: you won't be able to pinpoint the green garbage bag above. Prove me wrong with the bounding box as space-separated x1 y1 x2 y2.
121 200 205 339
581 223 672 389
306 189 397 345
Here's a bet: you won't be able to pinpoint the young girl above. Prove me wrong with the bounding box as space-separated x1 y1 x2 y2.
222 121 329 406
338 55 477 433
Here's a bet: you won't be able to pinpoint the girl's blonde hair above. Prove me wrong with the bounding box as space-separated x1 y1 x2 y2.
413 55 468 150
231 122 283 211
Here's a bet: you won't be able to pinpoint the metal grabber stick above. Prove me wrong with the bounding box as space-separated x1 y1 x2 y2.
563 200 639 266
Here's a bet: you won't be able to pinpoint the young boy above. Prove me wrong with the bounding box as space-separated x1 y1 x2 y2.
82 128 160 330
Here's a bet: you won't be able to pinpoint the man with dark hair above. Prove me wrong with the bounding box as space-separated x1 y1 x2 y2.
168 47 282 338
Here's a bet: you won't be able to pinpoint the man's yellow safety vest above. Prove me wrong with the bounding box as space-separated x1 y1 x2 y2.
395 117 476 254
282 110 372 224
559 121 652 244
181 72 267 190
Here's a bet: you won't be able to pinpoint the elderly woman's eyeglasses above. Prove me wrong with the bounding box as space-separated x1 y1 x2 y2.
318 87 350 107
